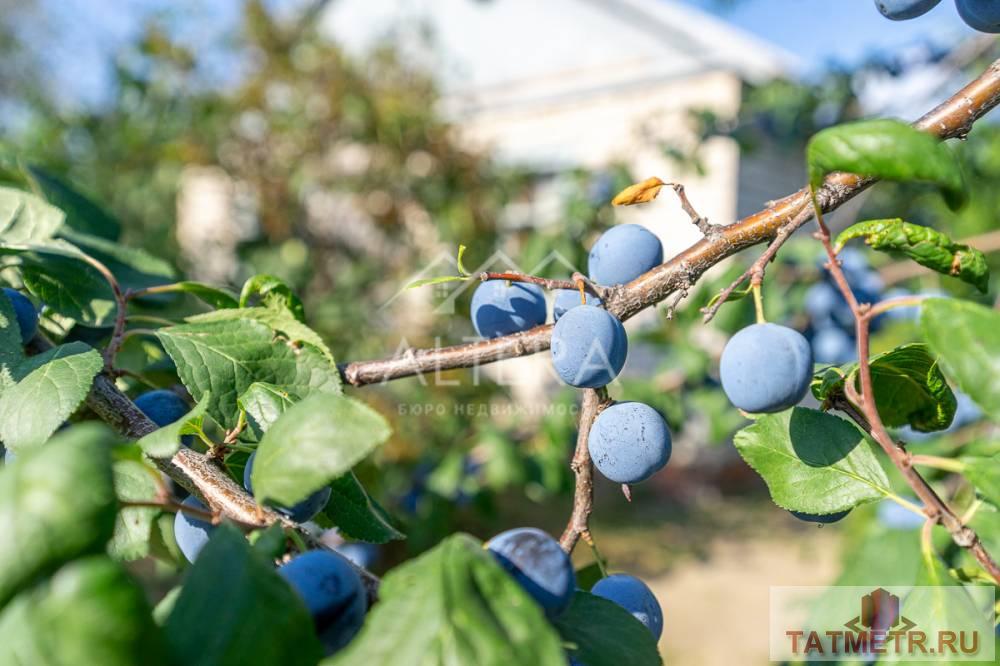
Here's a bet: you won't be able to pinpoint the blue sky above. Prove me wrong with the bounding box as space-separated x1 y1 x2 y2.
25 0 980 109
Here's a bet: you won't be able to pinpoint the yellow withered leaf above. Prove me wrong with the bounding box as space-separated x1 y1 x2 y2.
611 177 666 206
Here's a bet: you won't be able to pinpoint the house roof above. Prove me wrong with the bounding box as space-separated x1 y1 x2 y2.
319 0 798 115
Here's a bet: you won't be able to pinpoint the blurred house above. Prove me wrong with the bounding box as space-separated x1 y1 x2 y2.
319 0 802 257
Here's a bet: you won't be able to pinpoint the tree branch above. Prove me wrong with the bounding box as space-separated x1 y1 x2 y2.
814 198 1000 584
340 59 1000 387
559 389 609 553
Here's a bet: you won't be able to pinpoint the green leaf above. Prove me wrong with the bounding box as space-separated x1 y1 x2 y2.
109 459 161 561
137 393 211 458
249 523 288 560
252 393 390 507
164 524 323 666
963 455 1000 506
237 382 298 440
146 281 239 309
23 165 122 240
0 424 117 607
0 185 66 244
20 252 117 325
325 473 404 544
807 119 965 208
405 275 467 290
732 407 892 514
921 298 1000 414
0 556 168 665
191 303 337 366
326 534 565 666
0 341 103 451
812 344 956 432
835 219 988 292
157 318 341 429
552 591 662 666
239 273 305 322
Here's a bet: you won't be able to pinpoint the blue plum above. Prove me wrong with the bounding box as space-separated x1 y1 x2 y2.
552 288 602 322
486 527 575 617
588 402 671 484
812 326 855 365
587 224 663 286
877 501 925 530
790 509 851 524
874 0 941 20
550 305 627 388
243 451 332 523
3 448 14 465
335 542 379 570
174 496 215 563
278 550 367 653
804 283 839 327
591 574 663 639
134 390 189 427
470 280 547 338
3 288 37 343
720 323 813 413
957 0 1000 32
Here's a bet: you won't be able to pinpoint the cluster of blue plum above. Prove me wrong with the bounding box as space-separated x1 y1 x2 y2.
128 389 364 654
485 527 662 659
803 249 884 365
471 224 673 486
875 0 1000 32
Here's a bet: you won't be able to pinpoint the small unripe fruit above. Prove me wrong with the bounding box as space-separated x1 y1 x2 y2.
588 402 671 484
278 550 367 653
243 451 332 523
470 280 546 338
550 305 627 388
587 224 663 286
591 574 663 639
720 323 813 413
486 527 575 617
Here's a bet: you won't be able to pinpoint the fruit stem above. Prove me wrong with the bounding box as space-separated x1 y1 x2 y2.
886 493 926 517
751 283 766 324
910 454 967 473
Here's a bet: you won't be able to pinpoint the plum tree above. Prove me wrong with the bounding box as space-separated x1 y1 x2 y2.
173 496 215 563
485 527 575 617
591 574 663 639
278 550 367 653
957 0 1000 32
550 305 627 388
789 510 851 524
133 390 190 428
720 323 813 413
470 280 547 338
2 288 38 343
552 288 601 322
587 402 671 484
587 224 663 286
243 451 332 523
874 0 942 20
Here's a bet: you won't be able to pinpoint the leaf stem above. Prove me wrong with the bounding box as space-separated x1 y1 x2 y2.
910 454 967 473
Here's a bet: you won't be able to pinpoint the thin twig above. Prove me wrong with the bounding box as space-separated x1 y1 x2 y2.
667 183 715 236
559 389 610 553
702 206 813 323
480 271 605 298
813 193 1000 584
79 253 129 370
